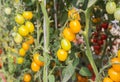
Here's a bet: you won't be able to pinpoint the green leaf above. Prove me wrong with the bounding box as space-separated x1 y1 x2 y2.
62 64 75 82
73 58 79 66
87 0 97 8
79 66 92 77
48 75 55 82
39 56 44 62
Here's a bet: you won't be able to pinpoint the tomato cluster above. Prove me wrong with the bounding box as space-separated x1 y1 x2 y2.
103 50 120 82
91 22 108 55
31 53 44 72
56 8 81 62
14 11 34 65
14 11 35 81
106 1 120 21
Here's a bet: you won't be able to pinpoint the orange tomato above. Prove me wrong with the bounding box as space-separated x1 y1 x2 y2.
111 57 120 72
22 42 30 51
57 49 68 61
63 28 75 41
22 11 33 20
103 77 113 82
108 68 120 81
69 20 81 33
19 48 26 57
26 35 34 44
31 61 40 72
23 73 31 82
117 50 120 58
33 53 44 67
68 8 80 20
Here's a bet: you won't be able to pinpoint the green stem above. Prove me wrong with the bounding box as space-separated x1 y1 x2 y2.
83 8 98 76
40 1 50 82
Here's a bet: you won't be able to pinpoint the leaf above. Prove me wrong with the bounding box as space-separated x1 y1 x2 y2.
62 64 75 82
79 66 92 77
39 56 44 62
87 0 97 8
48 75 55 82
73 58 79 66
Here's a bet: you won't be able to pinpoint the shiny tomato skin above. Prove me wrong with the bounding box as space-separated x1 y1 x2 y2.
15 14 25 24
106 1 116 14
23 11 33 20
18 25 29 36
23 73 31 82
31 61 40 72
25 21 34 33
61 38 71 51
33 53 44 67
111 57 120 72
108 68 120 81
63 28 75 41
69 20 81 33
57 49 68 61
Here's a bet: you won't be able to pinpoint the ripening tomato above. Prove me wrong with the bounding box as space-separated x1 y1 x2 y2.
19 48 26 57
33 53 44 67
111 57 120 72
17 57 24 64
61 38 71 51
68 8 80 20
22 42 30 51
26 35 34 44
14 33 23 44
69 20 81 33
0 48 2 55
63 28 75 41
23 73 31 82
117 50 120 58
22 11 33 20
15 14 25 24
103 77 113 82
31 61 40 72
18 25 29 36
114 8 120 21
108 68 120 81
57 49 68 61
25 21 34 33
106 1 116 14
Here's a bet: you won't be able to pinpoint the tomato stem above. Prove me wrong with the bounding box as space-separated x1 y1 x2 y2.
40 1 50 82
82 4 99 80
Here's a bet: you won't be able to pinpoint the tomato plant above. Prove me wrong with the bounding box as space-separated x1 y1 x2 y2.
1 0 120 82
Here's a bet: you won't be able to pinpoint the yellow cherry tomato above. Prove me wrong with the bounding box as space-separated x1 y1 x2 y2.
23 73 31 82
18 25 29 36
61 38 71 51
25 21 34 33
19 48 26 57
31 61 40 72
26 35 34 44
33 53 44 67
69 20 81 33
23 11 33 20
15 14 25 24
63 28 75 41
57 49 68 61
22 42 30 51
17 57 24 64
68 8 80 20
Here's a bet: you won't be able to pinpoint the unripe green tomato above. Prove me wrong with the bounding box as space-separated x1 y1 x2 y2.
61 38 71 51
114 8 120 21
14 33 23 44
106 1 116 14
